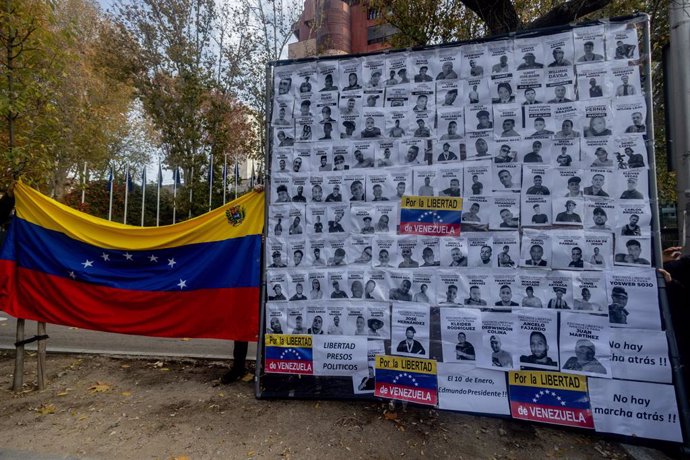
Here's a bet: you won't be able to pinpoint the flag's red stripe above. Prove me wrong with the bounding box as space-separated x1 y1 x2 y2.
0 261 259 341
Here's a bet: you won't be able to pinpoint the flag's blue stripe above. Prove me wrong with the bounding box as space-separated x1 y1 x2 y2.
2 217 261 291
509 384 591 409
400 209 462 224
265 346 313 361
375 368 437 389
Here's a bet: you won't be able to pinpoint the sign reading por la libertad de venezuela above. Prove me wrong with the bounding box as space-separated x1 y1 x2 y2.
265 334 313 375
509 370 594 429
375 354 438 406
399 196 463 237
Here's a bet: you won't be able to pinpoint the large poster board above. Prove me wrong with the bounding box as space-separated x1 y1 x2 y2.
259 14 685 443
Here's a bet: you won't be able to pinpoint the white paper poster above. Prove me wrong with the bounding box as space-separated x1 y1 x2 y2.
391 302 431 358
437 364 510 415
439 308 481 363
312 335 368 376
588 379 682 442
478 312 519 371
609 328 672 383
606 267 660 329
559 311 611 378
516 309 559 371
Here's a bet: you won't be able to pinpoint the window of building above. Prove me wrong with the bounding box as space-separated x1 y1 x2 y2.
367 24 398 45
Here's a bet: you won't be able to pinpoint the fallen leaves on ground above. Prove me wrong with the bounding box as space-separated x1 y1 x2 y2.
88 382 112 393
37 403 56 415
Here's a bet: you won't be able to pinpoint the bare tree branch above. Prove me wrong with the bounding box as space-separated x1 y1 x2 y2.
527 0 613 30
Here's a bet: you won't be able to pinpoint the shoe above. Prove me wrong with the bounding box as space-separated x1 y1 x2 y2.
220 368 245 384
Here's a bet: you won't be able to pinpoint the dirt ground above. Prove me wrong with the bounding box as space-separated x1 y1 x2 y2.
0 351 667 459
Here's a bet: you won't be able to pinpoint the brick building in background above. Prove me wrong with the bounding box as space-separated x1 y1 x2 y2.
288 0 398 58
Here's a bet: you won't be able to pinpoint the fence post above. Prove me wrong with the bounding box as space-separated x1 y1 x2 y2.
37 322 47 390
12 318 25 391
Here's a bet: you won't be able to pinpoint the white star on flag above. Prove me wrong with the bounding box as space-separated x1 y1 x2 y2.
100 253 110 261
168 258 177 268
149 255 159 263
123 252 133 261
68 271 76 279
81 259 93 268
177 279 187 289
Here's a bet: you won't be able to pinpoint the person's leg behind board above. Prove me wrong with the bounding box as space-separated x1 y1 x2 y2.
221 341 248 383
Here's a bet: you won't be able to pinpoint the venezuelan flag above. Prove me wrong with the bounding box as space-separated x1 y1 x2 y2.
0 182 264 341
399 195 462 236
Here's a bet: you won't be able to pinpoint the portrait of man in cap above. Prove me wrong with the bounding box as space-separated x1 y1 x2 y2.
275 184 290 203
269 251 287 268
548 47 572 67
563 339 606 373
608 287 630 324
517 52 543 70
268 284 287 301
396 326 425 355
555 200 582 223
361 216 375 234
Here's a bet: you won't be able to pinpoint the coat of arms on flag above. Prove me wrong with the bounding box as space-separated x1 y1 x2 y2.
226 205 246 226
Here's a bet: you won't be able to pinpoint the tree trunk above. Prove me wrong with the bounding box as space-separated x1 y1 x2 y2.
461 0 522 35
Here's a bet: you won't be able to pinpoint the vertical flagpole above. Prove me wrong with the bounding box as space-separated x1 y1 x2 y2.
250 160 255 188
208 154 213 212
172 167 178 224
234 162 239 200
123 166 129 224
156 162 162 227
80 161 87 205
188 166 194 219
107 166 114 221
222 155 227 205
140 169 146 227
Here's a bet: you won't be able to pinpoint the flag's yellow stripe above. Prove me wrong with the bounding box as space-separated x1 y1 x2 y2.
264 334 312 348
509 371 588 391
14 181 264 250
400 195 463 211
375 355 437 375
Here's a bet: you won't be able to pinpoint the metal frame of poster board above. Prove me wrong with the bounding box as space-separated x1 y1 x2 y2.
254 13 690 447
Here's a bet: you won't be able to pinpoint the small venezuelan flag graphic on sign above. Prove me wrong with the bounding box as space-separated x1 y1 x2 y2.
509 371 594 429
399 195 462 236
265 334 314 375
375 355 438 406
